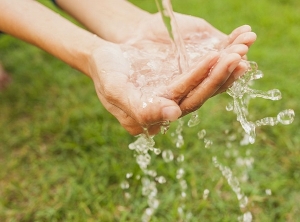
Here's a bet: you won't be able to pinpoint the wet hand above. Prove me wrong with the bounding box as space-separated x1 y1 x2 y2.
88 43 182 135
125 13 256 117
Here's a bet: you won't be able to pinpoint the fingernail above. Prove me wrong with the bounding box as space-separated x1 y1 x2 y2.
162 106 181 121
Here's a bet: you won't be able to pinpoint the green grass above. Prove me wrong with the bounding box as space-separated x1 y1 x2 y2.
1 0 299 221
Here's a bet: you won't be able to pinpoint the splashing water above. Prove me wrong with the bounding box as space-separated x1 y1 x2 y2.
213 156 252 221
226 61 295 144
121 0 295 220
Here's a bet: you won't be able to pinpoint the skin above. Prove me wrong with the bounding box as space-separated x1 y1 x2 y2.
0 0 256 135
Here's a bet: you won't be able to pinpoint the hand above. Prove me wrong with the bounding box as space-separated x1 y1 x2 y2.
88 42 240 135
88 42 180 135
121 13 257 116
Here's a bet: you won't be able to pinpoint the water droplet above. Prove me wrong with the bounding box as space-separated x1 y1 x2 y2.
226 102 234 111
155 176 167 184
248 61 258 72
176 136 184 148
176 168 185 179
204 138 213 148
268 89 282 100
203 189 210 200
277 109 295 125
239 195 248 208
177 154 185 162
252 70 263 80
187 112 201 127
178 206 184 215
148 198 160 209
124 192 131 199
265 189 272 195
160 120 170 134
120 180 130 189
153 148 161 155
180 179 188 190
146 170 157 177
238 211 253 222
145 207 154 216
197 129 206 139
126 173 133 179
162 149 174 162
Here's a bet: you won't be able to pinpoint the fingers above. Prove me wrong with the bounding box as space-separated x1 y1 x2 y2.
230 31 257 47
213 60 248 96
165 51 220 102
222 43 248 57
94 76 182 135
179 53 242 116
220 25 257 51
227 25 252 45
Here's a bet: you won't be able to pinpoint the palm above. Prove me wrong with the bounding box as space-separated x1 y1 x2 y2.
88 14 256 135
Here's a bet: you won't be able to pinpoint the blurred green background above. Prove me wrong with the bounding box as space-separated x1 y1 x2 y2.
0 0 299 221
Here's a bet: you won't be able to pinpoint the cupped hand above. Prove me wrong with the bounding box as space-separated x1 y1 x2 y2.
88 13 257 135
88 40 249 135
121 13 256 116
88 43 181 135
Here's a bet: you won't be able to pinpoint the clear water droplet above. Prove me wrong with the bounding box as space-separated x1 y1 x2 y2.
277 109 295 125
155 176 167 184
162 149 174 162
160 120 170 134
120 180 130 189
177 154 185 162
238 211 252 222
148 198 160 209
124 192 131 199
265 189 272 195
180 179 188 190
153 148 161 155
203 189 210 200
126 173 133 179
248 61 258 72
226 102 234 111
204 138 213 148
176 168 185 179
146 170 157 177
197 129 206 139
187 112 201 127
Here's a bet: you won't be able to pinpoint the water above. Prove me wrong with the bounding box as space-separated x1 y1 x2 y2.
154 0 189 73
226 61 295 144
121 0 295 221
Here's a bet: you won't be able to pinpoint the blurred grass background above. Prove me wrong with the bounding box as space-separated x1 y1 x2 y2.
0 0 299 221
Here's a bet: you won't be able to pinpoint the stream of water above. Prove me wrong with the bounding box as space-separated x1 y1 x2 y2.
120 0 295 221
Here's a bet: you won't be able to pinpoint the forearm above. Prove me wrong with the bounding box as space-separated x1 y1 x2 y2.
56 0 150 43
0 0 107 75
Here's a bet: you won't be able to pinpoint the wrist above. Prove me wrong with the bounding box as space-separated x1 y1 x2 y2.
74 34 111 77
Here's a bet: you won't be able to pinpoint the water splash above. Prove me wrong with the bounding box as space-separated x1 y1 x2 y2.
154 0 189 73
128 134 161 220
226 61 295 144
121 0 295 220
213 156 252 221
187 111 201 127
